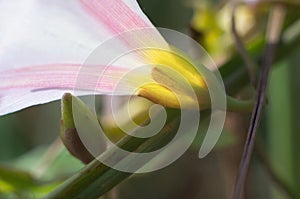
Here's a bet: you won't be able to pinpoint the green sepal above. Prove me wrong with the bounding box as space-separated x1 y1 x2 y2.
60 93 107 164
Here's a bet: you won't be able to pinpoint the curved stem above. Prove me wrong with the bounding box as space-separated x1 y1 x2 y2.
232 5 286 199
226 96 254 113
46 109 180 199
44 8 300 199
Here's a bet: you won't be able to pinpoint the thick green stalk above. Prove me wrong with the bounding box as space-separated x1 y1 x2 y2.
46 23 300 199
46 112 179 199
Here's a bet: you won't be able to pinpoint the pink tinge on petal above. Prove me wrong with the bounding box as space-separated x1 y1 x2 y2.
79 0 168 62
0 64 137 94
80 0 151 35
0 63 146 115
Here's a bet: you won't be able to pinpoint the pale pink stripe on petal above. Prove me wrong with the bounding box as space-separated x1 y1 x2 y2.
0 64 144 115
0 0 148 70
0 0 162 116
80 0 150 34
79 0 167 49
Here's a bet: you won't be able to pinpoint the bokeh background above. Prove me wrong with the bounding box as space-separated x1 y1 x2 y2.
0 0 300 198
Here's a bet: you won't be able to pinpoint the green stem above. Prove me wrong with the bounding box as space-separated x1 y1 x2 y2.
220 11 300 95
46 111 179 199
226 96 254 113
46 16 300 199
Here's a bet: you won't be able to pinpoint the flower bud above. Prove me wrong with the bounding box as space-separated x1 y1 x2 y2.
60 93 106 164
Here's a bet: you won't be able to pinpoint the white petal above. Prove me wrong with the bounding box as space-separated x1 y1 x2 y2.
0 63 153 115
0 0 158 70
0 0 163 115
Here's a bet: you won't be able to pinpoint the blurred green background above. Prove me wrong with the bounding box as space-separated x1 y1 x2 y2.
0 0 300 198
